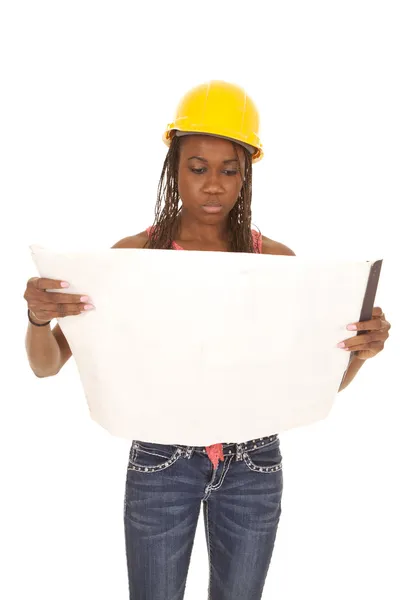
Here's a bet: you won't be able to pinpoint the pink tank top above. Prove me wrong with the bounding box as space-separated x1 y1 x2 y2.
146 226 263 469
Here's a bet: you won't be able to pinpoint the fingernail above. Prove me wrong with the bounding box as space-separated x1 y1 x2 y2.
80 296 89 302
84 304 95 310
337 342 346 348
347 324 357 330
61 282 70 288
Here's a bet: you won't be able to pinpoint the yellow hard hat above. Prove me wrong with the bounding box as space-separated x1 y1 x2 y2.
163 80 264 163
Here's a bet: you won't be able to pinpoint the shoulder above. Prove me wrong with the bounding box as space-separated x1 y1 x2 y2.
260 234 296 256
111 230 149 249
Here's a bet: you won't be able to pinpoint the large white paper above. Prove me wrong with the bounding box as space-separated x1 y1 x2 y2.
30 245 378 445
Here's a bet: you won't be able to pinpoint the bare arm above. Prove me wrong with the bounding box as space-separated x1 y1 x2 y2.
25 319 62 378
338 355 365 392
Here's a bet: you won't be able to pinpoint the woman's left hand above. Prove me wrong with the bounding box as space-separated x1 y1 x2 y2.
337 307 391 361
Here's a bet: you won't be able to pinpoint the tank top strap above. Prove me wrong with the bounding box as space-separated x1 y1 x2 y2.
251 229 262 253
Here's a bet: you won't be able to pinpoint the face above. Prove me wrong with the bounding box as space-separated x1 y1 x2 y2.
177 134 246 222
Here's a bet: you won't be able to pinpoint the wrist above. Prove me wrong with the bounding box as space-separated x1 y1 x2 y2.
28 309 51 327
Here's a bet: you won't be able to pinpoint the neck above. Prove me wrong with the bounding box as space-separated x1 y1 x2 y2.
177 209 230 243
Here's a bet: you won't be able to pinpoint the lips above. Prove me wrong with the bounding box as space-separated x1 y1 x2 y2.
202 204 223 214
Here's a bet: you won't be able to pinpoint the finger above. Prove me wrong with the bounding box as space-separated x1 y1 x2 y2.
347 318 385 331
372 307 383 316
33 278 69 291
43 291 90 304
33 303 86 318
343 332 386 348
348 341 383 353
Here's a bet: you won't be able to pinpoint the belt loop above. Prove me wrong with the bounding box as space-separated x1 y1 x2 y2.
184 446 194 459
130 441 139 462
236 443 244 462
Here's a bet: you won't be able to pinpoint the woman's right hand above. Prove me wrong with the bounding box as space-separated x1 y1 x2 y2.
24 277 95 324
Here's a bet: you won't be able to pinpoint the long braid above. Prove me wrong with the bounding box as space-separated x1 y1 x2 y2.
228 141 256 252
146 134 258 253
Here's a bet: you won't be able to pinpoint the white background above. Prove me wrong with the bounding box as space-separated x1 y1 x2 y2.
1 1 399 598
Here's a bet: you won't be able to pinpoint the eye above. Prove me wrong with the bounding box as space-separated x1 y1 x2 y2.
190 168 238 176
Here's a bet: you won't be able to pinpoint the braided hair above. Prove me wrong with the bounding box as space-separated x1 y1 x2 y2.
145 134 259 253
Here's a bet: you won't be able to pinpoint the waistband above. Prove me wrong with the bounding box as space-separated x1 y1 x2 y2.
175 434 279 460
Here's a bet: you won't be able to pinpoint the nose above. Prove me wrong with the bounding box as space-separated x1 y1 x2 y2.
202 170 225 194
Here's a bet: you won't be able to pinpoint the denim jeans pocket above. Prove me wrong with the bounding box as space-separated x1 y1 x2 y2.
127 441 183 473
242 437 283 474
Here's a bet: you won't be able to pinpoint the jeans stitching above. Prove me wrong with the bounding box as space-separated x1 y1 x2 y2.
127 448 183 472
243 452 283 473
202 467 218 501
129 442 138 463
211 455 234 491
136 448 175 460
243 435 278 453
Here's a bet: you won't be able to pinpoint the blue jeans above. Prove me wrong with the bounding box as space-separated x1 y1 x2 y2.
124 434 283 600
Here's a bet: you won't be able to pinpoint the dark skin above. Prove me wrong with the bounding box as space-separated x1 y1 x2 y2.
25 134 390 387
172 134 294 254
174 134 247 251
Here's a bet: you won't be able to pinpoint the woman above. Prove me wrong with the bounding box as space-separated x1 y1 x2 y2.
24 80 391 600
